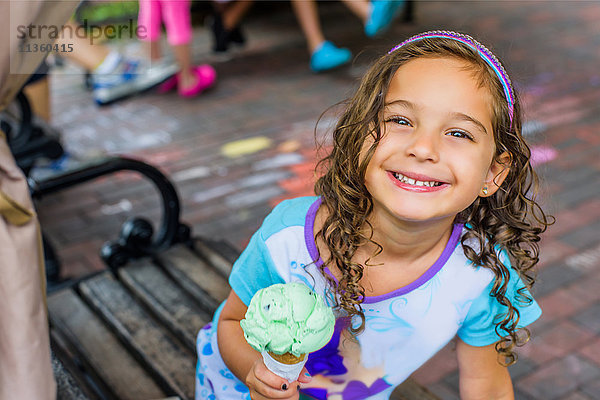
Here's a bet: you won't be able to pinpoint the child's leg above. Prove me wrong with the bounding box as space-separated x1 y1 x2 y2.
339 0 370 24
161 0 216 96
290 0 325 53
290 0 351 72
171 44 194 87
160 0 193 49
57 21 111 70
211 0 253 53
138 0 163 59
222 0 253 31
160 0 193 82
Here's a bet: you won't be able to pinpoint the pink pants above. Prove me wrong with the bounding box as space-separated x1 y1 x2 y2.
138 0 192 46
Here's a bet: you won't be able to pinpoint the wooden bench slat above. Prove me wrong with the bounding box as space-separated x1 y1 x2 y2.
118 259 212 351
51 350 93 400
79 272 196 400
48 290 166 400
193 237 239 278
155 244 230 312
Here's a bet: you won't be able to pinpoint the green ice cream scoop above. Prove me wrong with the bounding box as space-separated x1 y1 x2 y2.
240 283 335 357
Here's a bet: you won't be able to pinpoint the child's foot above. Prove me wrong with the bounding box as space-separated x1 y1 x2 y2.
210 13 246 54
178 65 216 98
228 25 246 46
157 74 178 93
364 0 405 37
310 41 352 73
92 58 178 105
211 13 229 53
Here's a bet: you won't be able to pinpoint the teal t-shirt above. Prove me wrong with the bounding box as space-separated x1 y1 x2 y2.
196 196 541 400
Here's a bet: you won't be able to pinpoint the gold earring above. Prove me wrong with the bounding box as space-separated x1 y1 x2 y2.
482 186 488 195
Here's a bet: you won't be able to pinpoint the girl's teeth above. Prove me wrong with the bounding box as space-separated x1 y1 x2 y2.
394 172 439 187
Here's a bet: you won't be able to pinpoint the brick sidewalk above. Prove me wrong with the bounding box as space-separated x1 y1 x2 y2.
38 2 600 398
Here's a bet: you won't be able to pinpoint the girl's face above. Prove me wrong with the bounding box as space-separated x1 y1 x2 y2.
363 56 508 224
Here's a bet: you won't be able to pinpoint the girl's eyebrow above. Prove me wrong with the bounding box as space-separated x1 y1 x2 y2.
384 99 415 110
450 112 488 135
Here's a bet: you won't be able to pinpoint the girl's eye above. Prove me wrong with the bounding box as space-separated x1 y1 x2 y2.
385 116 412 126
446 130 474 141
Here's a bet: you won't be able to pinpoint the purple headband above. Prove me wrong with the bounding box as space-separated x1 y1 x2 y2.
388 30 515 125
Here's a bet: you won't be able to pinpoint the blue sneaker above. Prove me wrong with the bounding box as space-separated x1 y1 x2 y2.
365 0 405 37
310 41 352 73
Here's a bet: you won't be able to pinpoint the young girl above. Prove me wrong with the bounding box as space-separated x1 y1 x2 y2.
195 30 551 400
138 0 216 98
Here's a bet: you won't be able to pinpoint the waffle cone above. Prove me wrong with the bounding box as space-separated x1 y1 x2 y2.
267 351 306 365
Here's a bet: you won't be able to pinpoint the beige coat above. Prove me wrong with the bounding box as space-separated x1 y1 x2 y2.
0 2 76 399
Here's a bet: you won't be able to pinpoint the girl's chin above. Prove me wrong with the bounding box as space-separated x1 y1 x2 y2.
375 204 458 224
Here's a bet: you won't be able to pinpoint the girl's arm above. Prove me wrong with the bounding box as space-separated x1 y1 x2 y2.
217 290 306 400
456 338 514 400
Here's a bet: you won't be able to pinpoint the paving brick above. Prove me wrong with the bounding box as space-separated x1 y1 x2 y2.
536 288 596 325
564 243 600 275
537 239 577 268
224 186 284 209
545 209 596 238
559 391 594 400
514 388 538 400
577 338 600 368
572 302 600 334
553 179 600 210
533 263 585 298
427 382 460 400
561 270 600 307
509 357 539 381
517 355 600 400
559 220 600 250
581 379 600 399
518 320 596 365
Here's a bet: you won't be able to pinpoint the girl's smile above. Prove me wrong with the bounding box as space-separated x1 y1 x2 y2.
387 170 448 192
363 57 507 223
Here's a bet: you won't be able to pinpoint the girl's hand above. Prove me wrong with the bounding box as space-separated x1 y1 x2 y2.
245 359 312 400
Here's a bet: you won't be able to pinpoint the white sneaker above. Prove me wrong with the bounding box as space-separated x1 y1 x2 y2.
93 58 179 105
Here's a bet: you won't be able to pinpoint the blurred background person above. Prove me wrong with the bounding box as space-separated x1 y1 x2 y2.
55 20 178 105
210 0 254 55
138 0 216 98
293 0 406 72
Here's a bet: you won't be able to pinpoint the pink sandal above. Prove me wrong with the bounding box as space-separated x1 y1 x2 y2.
157 75 178 93
178 65 217 98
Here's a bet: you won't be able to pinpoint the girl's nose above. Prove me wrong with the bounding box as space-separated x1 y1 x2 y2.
405 129 440 162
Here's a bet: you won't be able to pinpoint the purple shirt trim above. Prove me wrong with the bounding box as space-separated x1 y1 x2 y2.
305 197 324 268
304 197 463 303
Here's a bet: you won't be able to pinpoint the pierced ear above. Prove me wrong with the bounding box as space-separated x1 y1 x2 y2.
480 152 511 197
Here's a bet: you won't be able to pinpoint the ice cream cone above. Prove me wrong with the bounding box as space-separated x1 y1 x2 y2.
268 352 306 365
241 283 335 382
262 351 308 382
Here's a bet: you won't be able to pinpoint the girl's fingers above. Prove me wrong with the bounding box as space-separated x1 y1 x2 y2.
253 362 293 398
297 367 312 384
252 382 297 400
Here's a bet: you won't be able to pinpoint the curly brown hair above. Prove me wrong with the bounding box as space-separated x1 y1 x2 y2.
313 35 553 365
